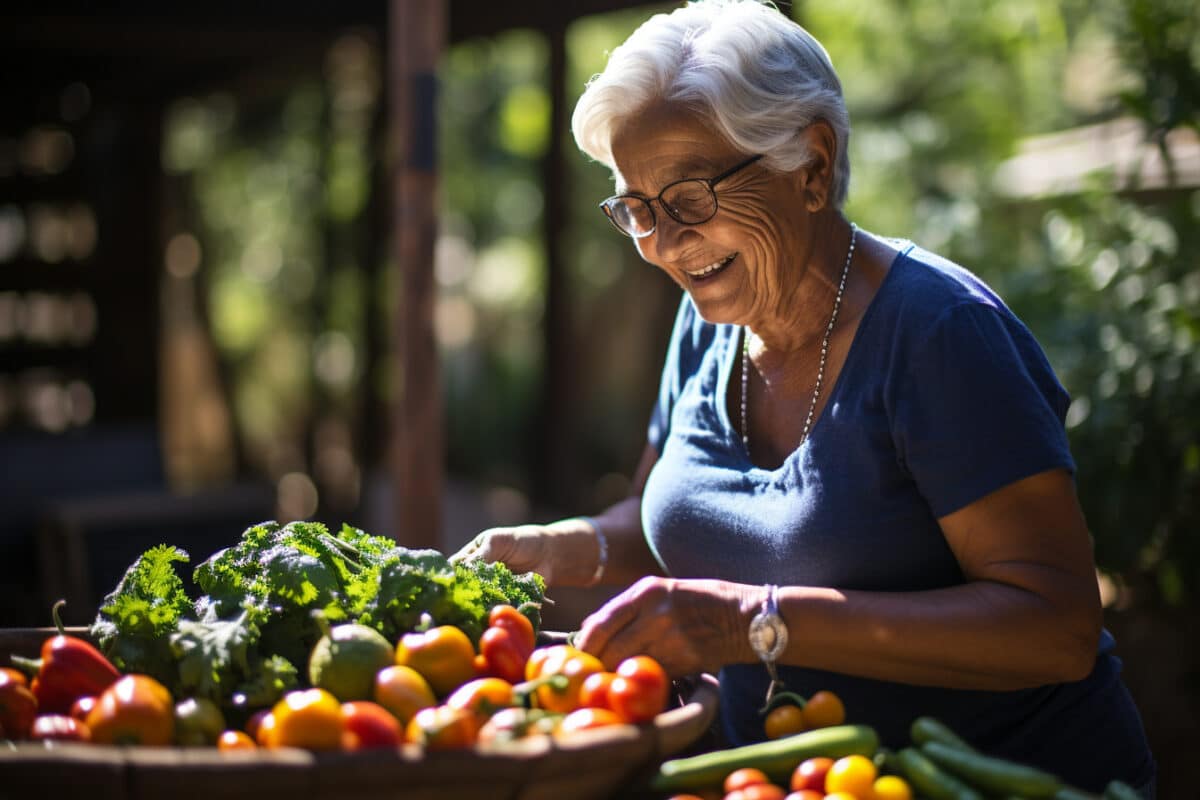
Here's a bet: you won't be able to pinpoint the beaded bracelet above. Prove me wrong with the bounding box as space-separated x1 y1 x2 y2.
578 516 608 587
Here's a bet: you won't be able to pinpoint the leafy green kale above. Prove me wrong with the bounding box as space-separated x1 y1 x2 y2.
90 520 546 711
91 545 193 685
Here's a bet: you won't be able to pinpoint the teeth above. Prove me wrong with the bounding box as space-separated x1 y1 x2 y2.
687 253 735 276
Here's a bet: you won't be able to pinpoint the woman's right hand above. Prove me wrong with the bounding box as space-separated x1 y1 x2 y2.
450 518 602 587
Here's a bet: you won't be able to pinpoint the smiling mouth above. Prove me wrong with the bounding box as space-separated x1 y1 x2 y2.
685 253 737 279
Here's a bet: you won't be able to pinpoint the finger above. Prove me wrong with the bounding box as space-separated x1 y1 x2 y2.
574 590 644 667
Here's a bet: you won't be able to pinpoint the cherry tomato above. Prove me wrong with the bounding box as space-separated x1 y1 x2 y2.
873 774 914 800
764 703 806 739
578 671 618 710
405 704 478 750
446 677 515 725
341 701 404 749
270 688 344 751
479 626 531 684
790 757 834 793
824 754 877 798
395 626 476 697
476 706 560 745
607 655 669 723
86 674 174 746
488 604 536 653
726 785 786 800
556 707 624 736
373 665 437 726
217 729 258 751
30 714 90 742
725 767 771 793
69 695 96 723
801 690 844 729
782 791 823 800
533 647 605 713
0 668 28 687
255 712 277 747
0 671 38 740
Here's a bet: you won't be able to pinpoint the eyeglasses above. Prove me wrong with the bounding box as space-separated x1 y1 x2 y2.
599 154 763 239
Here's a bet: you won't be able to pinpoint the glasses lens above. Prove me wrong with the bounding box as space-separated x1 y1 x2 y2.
660 180 717 224
605 197 654 237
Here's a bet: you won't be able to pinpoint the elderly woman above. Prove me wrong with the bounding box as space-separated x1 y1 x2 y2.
455 0 1155 794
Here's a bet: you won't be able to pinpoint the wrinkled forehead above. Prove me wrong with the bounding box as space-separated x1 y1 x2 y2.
608 103 739 196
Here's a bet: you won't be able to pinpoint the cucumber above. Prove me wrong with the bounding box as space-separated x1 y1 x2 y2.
649 723 879 792
1055 786 1102 799
910 716 976 752
896 747 985 800
1103 780 1143 800
922 740 1062 798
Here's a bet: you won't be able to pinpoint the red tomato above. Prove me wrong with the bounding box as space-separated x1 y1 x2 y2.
488 605 536 652
725 767 771 793
790 757 834 793
578 671 618 710
479 626 530 684
607 655 670 723
30 714 90 742
341 701 404 749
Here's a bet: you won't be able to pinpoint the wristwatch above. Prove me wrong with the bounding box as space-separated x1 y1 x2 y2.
748 584 788 698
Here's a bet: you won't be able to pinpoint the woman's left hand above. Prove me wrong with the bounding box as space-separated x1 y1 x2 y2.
574 576 762 677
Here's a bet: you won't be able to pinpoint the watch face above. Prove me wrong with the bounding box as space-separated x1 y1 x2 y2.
749 611 788 661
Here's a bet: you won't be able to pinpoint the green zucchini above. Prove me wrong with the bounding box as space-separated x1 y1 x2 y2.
1103 780 1142 800
649 723 879 792
896 747 985 800
922 740 1062 798
910 716 976 751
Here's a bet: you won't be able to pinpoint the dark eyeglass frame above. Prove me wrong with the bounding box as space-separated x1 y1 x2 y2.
599 153 764 239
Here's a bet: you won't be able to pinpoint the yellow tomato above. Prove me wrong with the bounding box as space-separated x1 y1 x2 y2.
373 665 437 725
824 754 877 798
270 688 344 751
395 626 476 697
873 774 914 800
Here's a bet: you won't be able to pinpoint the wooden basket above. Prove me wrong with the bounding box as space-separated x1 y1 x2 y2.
0 628 720 800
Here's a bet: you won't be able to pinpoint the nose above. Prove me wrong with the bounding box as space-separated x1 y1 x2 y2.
642 206 697 265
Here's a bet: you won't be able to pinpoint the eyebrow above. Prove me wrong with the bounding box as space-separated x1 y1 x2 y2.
614 157 725 197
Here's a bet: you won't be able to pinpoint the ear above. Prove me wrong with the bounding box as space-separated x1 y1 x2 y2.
794 120 837 212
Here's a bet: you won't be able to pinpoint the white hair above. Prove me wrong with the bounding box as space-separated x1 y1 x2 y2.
571 0 851 208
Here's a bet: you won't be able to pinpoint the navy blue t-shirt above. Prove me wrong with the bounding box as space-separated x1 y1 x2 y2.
641 242 1155 792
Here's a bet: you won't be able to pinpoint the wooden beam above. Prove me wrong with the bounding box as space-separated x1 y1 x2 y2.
388 0 445 548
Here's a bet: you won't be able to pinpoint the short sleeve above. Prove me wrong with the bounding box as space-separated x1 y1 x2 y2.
891 302 1075 518
647 295 699 453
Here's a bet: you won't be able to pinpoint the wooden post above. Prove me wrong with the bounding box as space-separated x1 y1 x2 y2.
388 0 444 548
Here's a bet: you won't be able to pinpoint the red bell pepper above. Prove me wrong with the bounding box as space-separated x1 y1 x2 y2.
11 600 121 714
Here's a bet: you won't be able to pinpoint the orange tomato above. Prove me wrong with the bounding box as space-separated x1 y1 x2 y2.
445 677 515 725
270 688 344 751
726 785 786 800
373 665 437 725
255 711 277 747
217 729 257 751
405 704 478 750
608 655 670 723
555 707 624 736
725 767 771 793
85 674 174 746
801 690 844 729
524 645 556 682
532 647 604 713
764 703 806 739
395 626 476 697
0 668 28 687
